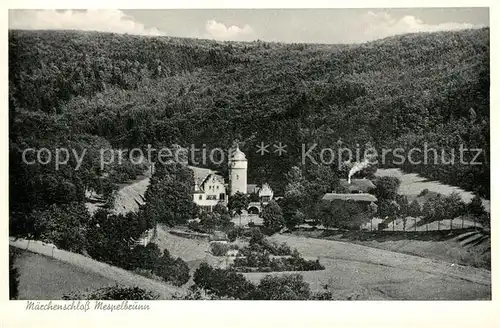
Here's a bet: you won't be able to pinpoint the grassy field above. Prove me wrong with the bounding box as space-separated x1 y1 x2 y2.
375 168 490 212
294 229 490 270
145 227 491 300
252 234 491 300
12 248 118 300
10 239 185 299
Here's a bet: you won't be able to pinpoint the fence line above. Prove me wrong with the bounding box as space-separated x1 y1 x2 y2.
362 216 482 232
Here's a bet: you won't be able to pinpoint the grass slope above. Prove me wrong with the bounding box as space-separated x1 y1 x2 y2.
10 239 186 299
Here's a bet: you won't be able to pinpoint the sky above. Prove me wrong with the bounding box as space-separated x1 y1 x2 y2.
8 8 489 44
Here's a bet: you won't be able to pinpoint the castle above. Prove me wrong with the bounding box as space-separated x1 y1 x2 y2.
191 145 273 212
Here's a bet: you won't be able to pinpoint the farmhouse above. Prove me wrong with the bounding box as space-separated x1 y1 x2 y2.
321 176 378 229
339 178 376 194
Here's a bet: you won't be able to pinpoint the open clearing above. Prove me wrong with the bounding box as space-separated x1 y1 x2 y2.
375 168 490 212
244 234 491 300
145 228 490 300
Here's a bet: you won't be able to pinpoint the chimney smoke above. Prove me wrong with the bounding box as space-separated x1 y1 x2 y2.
348 159 370 183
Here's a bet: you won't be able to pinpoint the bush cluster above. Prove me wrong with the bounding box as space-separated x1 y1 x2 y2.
192 264 331 300
233 249 324 273
210 242 230 256
63 285 160 300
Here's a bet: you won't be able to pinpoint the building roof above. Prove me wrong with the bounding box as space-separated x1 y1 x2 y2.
340 179 376 193
322 193 378 202
189 166 223 185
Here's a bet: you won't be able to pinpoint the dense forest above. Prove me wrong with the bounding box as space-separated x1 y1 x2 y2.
9 28 490 223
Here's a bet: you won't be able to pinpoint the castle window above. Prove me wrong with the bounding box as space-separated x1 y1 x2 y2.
237 174 239 180
207 195 217 200
199 195 203 200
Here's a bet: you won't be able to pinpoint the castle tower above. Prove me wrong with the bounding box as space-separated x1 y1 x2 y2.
229 145 247 196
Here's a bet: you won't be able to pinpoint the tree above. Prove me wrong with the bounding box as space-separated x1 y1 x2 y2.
408 200 422 218
262 200 285 234
198 211 233 233
154 249 190 286
421 193 466 224
86 209 152 268
281 193 305 229
284 166 306 196
130 243 162 271
313 200 340 229
468 194 485 217
192 263 256 299
378 200 400 221
228 192 249 226
395 195 410 230
213 201 229 215
142 174 197 226
442 192 466 227
374 176 401 201
10 251 19 300
32 202 90 253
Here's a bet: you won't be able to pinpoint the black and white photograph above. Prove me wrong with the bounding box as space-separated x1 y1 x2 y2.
6 5 492 308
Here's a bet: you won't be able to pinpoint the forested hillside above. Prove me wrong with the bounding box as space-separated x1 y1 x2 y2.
9 28 490 222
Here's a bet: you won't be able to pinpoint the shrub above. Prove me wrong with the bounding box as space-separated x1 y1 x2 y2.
283 256 325 271
63 285 159 300
210 242 229 256
261 239 292 256
249 227 265 245
419 188 430 197
172 288 229 300
311 290 333 300
252 274 311 300
188 220 204 233
233 243 323 272
227 226 244 242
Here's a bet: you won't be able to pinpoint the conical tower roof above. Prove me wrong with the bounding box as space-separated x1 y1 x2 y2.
230 145 246 161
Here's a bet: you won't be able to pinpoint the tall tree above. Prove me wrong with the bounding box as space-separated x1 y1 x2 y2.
262 200 285 234
228 192 249 227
